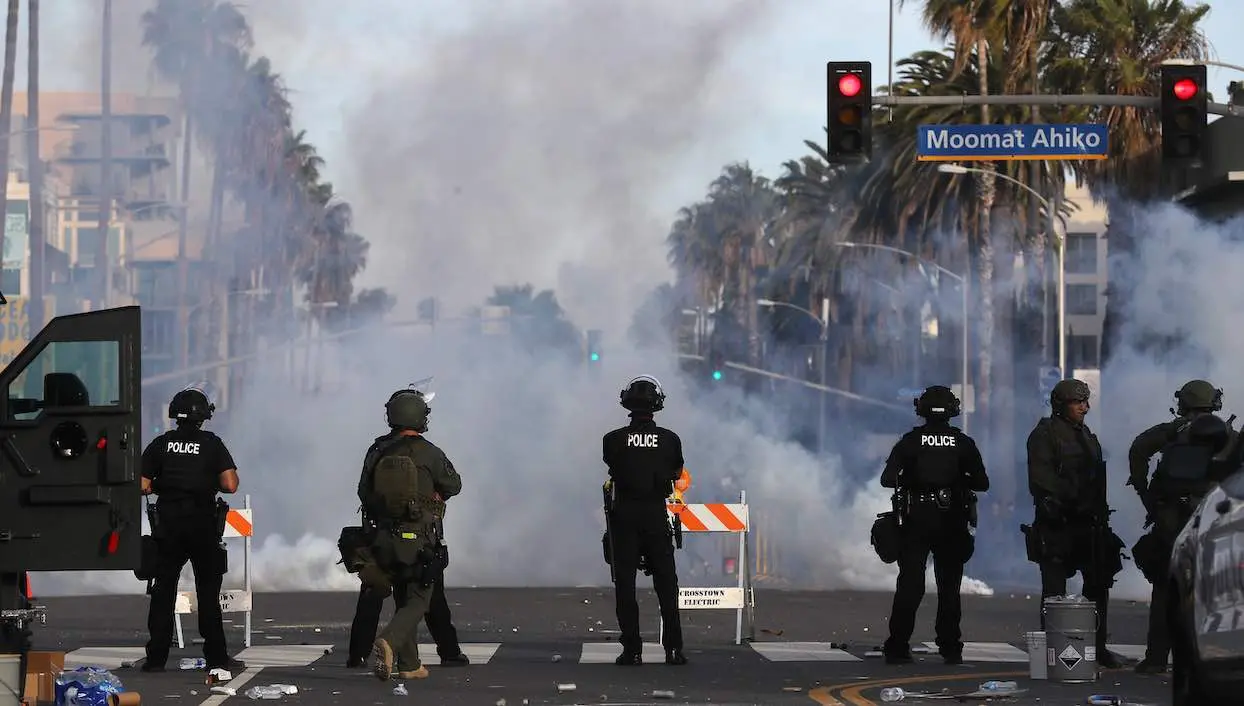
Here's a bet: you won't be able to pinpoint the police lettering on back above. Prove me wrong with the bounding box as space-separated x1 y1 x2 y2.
166 440 201 455
627 433 659 448
920 434 956 448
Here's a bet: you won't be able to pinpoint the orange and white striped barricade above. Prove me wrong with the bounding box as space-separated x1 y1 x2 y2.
664 490 754 645
173 494 254 648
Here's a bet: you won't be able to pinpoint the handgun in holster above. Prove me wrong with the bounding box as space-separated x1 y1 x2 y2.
670 505 683 550
603 481 617 584
966 491 979 528
214 498 230 538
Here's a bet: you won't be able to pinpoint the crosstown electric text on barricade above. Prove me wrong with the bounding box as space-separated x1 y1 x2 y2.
916 123 1109 161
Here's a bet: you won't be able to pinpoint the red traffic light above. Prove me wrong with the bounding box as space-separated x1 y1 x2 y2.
1173 77 1198 101
837 73 862 98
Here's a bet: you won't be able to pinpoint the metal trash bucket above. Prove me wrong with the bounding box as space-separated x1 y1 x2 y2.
1026 630 1048 679
1043 596 1098 683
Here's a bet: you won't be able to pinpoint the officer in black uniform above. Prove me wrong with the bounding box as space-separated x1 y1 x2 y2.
140 387 246 673
880 386 989 665
603 375 687 666
1127 379 1236 674
1024 378 1124 669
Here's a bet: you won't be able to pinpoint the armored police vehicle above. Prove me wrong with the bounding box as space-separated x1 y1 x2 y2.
0 304 143 698
1169 466 1244 706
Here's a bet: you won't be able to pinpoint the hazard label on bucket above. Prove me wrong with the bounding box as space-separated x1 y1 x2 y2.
1058 645 1082 671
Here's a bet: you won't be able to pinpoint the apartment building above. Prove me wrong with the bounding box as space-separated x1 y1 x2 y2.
1060 180 1108 371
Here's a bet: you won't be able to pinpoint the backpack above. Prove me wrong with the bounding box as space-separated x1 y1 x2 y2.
370 438 434 523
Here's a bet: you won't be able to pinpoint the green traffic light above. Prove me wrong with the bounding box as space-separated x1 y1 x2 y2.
590 352 600 362
712 370 722 380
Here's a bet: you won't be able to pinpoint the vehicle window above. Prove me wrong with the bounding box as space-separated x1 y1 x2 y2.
6 340 121 420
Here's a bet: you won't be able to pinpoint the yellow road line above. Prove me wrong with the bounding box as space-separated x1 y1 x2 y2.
808 669 1027 706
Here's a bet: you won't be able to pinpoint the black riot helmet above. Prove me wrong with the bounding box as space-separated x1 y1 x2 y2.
914 385 960 420
385 388 433 433
1173 379 1223 416
620 375 665 414
169 387 215 424
1050 378 1091 412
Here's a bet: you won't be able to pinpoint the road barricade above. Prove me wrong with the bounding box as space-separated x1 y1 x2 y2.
665 491 755 645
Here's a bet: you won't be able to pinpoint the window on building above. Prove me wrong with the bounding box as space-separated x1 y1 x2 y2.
76 227 101 267
142 310 175 358
1 268 19 296
1066 233 1098 274
1067 334 1100 369
1066 283 1098 315
60 226 72 252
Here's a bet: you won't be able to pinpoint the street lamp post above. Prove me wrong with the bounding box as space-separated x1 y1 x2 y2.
834 241 972 433
937 163 1066 376
757 297 830 454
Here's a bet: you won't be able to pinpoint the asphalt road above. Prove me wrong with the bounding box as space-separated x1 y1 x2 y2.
27 588 1171 705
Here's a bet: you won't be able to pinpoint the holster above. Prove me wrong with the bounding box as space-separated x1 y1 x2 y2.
1020 523 1043 563
214 498 230 538
1131 531 1169 584
337 525 373 573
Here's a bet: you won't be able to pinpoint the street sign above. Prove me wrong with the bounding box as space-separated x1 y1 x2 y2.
916 124 1108 162
1039 366 1063 401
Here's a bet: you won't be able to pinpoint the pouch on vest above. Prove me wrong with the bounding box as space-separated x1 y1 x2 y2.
338 526 373 573
1131 531 1168 584
371 452 430 524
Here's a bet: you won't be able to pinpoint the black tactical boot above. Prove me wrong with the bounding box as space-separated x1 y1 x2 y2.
1134 656 1168 674
615 649 642 666
439 652 470 667
665 649 688 665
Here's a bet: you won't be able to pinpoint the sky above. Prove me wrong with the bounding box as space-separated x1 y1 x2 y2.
30 2 1240 279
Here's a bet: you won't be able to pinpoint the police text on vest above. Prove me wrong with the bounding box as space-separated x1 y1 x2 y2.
167 441 201 454
920 435 956 447
627 433 659 448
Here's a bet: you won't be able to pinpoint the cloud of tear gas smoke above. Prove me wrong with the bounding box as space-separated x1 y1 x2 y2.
1073 202 1244 602
29 0 1003 598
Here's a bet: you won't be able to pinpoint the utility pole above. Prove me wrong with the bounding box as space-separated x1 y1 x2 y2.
25 0 41 329
96 0 113 309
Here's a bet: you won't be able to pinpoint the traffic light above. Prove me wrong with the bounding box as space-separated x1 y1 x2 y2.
827 61 872 163
1160 63 1207 164
586 329 602 363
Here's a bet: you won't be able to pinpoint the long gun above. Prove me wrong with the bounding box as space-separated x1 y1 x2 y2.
603 481 617 584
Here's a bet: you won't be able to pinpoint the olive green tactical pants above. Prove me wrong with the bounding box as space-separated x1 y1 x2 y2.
379 576 434 671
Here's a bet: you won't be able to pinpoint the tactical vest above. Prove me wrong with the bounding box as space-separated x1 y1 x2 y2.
1152 419 1217 498
369 437 439 527
157 430 214 502
910 428 960 489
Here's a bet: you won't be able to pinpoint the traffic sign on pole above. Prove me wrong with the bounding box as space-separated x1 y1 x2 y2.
916 124 1108 162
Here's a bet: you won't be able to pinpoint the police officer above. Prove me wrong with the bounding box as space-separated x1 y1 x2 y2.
347 423 469 669
1025 378 1123 669
603 375 687 666
140 387 246 673
1127 379 1236 674
880 386 989 665
359 389 462 682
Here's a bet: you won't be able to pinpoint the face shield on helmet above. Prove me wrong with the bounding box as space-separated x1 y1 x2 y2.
620 374 666 413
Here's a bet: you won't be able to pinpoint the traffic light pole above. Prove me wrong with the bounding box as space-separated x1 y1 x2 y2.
872 93 1244 118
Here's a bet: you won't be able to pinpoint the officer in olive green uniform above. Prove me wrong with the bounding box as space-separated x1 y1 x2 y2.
1127 379 1236 674
358 389 463 682
1024 379 1124 669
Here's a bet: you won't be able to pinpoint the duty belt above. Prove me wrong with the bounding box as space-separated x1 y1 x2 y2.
909 488 957 510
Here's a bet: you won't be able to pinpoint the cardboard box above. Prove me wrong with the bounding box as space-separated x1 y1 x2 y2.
25 651 64 703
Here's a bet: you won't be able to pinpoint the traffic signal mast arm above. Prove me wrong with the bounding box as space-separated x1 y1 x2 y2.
871 93 1242 118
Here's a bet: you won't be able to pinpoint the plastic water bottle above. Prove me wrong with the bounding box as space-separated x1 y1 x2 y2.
879 687 905 702
980 680 1019 693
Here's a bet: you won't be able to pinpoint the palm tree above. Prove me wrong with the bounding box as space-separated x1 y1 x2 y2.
1044 0 1211 362
141 0 252 367
484 284 582 357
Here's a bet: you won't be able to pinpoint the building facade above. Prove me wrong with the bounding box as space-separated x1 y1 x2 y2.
1060 180 1109 372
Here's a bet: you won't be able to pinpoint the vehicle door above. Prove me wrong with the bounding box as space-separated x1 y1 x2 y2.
0 306 142 573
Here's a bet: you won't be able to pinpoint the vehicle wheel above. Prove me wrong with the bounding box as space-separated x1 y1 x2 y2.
1169 581 1226 706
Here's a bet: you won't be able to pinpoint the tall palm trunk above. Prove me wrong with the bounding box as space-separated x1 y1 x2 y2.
973 37 997 444
26 0 42 329
176 111 193 369
0 0 20 267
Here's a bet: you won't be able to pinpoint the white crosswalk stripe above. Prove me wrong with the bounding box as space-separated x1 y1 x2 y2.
748 642 860 661
62 640 1154 668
